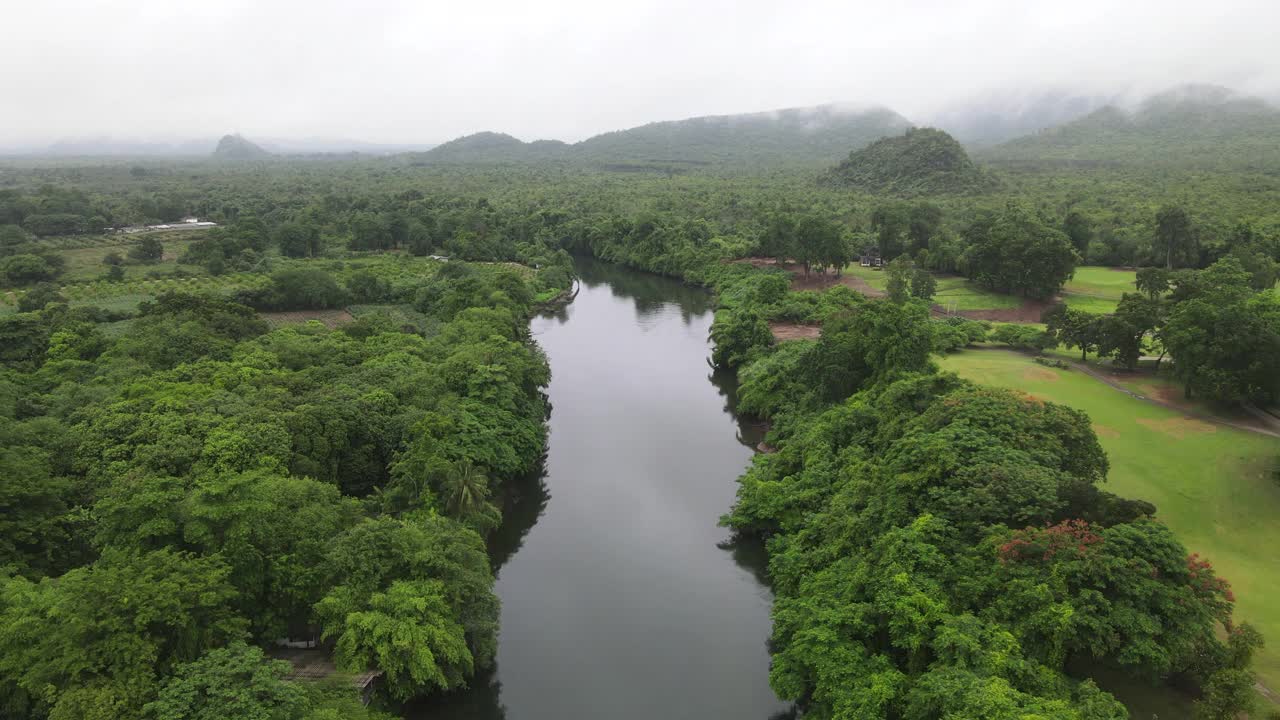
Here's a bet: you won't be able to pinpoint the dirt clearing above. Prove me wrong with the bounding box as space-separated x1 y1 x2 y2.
769 322 821 341
1092 424 1120 439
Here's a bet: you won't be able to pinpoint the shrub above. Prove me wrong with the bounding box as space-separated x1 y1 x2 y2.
1033 357 1070 370
346 271 393 303
127 237 164 263
991 323 1057 353
1 254 60 284
17 283 66 312
237 269 349 311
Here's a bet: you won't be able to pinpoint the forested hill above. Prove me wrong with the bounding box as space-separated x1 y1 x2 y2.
415 132 572 164
410 105 911 168
213 134 270 160
981 84 1280 169
824 127 993 194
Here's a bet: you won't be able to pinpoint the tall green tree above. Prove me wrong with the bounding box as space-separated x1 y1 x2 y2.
1154 204 1197 270
127 237 164 264
1062 211 1093 255
325 580 473 699
757 212 796 264
1043 304 1103 362
885 257 913 303
1162 262 1280 402
962 204 1077 299
806 299 934 401
0 550 245 719
143 643 306 720
794 215 844 276
275 222 322 258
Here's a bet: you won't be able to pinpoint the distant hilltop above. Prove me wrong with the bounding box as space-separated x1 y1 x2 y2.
411 105 913 168
978 83 1280 169
213 134 270 160
825 127 994 194
5 82 1277 171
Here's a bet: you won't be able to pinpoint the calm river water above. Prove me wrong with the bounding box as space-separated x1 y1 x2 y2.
406 259 789 719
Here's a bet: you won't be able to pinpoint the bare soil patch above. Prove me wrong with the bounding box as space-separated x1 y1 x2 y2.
1092 424 1120 439
788 268 886 297
260 309 355 329
950 297 1057 323
730 257 784 269
731 258 890 298
769 322 821 341
1137 383 1183 405
1136 417 1217 439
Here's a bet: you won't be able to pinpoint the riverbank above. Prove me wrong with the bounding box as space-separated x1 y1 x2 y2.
404 257 785 719
516 253 1266 718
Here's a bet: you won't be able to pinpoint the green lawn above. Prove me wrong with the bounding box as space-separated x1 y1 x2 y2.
938 349 1280 702
843 265 1135 315
58 238 201 284
843 264 889 290
1059 266 1137 314
843 265 1020 311
931 274 1021 311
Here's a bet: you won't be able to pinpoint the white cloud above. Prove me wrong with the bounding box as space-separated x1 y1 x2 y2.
2 0 1276 144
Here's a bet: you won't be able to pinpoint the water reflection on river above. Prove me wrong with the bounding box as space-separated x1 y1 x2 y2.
404 259 788 720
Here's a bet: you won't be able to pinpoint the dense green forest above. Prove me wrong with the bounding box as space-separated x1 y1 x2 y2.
2 86 1280 718
709 268 1265 719
0 257 565 718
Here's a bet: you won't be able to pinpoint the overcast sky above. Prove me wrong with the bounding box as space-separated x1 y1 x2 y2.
3 0 1277 145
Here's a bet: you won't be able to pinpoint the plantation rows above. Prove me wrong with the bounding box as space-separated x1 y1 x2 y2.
53 272 271 301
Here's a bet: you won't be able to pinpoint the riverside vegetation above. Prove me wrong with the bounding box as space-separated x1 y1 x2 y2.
2 84 1280 719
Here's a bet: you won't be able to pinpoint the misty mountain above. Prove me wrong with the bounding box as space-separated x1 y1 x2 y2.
927 89 1114 146
256 138 437 155
980 84 1280 169
1 136 434 157
14 137 214 156
412 105 912 168
213 134 270 160
825 127 993 194
421 132 572 163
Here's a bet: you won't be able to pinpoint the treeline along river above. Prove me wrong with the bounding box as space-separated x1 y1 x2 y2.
407 258 790 718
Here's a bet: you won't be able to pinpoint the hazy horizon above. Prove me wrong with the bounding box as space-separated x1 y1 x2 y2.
4 0 1278 148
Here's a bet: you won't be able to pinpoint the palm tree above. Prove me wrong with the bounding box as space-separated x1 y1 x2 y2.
441 460 490 519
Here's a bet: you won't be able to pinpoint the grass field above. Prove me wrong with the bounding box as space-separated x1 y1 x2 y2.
58 238 201 283
844 265 1136 315
1060 266 1138 314
843 265 1020 311
938 349 1280 702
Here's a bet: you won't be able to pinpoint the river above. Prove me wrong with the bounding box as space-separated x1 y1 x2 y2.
406 259 790 719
